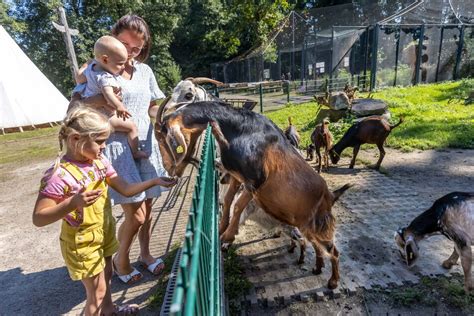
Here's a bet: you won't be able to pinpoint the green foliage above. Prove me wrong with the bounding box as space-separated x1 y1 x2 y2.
263 42 278 63
172 0 290 77
0 1 26 33
147 243 181 310
388 276 474 309
391 288 424 306
224 246 252 315
376 64 413 87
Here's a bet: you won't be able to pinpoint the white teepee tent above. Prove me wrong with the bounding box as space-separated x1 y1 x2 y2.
0 25 68 130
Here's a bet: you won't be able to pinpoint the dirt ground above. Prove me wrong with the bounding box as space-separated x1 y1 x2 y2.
0 147 473 315
234 147 474 316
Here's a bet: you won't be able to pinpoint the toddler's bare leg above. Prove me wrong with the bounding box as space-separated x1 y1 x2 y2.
109 116 148 159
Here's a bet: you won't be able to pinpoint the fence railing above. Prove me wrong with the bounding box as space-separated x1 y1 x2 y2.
170 126 223 316
213 74 369 113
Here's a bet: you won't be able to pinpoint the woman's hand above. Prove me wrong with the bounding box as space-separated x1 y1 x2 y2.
70 187 103 209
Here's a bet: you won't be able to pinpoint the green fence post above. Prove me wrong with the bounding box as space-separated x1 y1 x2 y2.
286 81 290 103
259 83 263 113
370 24 379 91
393 27 400 87
435 26 444 82
453 25 465 80
414 24 425 85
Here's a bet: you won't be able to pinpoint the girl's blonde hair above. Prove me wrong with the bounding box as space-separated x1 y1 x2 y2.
52 105 111 173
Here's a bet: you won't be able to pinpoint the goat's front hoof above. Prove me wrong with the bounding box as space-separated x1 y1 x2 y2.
220 231 236 244
327 278 338 290
221 242 232 252
441 260 455 269
312 267 323 275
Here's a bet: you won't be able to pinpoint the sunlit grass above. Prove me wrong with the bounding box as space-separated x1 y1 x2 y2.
0 126 59 165
266 79 474 151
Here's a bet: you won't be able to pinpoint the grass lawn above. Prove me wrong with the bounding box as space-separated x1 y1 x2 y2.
0 126 59 166
266 79 474 151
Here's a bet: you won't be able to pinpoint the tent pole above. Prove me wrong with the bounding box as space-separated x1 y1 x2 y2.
52 7 80 83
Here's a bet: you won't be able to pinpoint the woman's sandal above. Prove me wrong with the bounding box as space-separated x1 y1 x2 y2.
138 257 165 276
113 257 143 284
112 303 139 315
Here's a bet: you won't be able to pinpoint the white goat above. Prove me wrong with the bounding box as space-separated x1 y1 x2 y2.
166 77 223 110
395 192 474 293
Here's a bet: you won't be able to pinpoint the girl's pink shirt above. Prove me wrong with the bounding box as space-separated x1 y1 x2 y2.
39 156 117 226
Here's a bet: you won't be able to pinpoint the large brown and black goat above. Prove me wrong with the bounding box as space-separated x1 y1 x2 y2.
154 100 352 289
395 192 474 293
308 120 333 173
329 116 403 170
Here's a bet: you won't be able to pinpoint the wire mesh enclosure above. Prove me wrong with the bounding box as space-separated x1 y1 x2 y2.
211 1 473 91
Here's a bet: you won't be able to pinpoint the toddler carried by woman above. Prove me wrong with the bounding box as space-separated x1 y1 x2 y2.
76 35 147 159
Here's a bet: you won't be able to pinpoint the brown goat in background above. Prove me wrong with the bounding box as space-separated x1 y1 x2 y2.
330 116 403 170
284 116 300 148
308 119 333 173
344 84 358 104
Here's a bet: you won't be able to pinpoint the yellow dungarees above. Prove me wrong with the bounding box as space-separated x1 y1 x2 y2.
59 160 119 281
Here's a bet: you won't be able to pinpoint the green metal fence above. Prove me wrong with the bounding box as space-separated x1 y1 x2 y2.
170 126 223 316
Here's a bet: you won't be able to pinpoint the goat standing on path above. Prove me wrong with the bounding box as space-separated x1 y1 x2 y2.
395 192 474 293
154 100 352 289
329 116 403 170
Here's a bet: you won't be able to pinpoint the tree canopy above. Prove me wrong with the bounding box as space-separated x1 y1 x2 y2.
2 0 294 95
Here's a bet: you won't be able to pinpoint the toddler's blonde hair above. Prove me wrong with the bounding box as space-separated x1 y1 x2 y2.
52 105 111 173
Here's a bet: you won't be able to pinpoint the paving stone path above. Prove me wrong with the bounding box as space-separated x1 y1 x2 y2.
233 159 463 308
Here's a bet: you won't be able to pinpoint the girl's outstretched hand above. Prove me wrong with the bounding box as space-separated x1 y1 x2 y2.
157 176 178 188
71 187 103 208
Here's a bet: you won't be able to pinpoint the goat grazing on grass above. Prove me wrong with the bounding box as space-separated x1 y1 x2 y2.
329 116 403 170
284 117 300 149
395 192 474 293
308 120 333 173
154 100 352 289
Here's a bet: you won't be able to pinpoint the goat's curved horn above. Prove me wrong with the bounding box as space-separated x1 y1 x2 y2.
184 77 194 81
156 96 172 125
191 77 224 86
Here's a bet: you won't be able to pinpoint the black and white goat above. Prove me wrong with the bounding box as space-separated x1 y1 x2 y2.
166 77 223 110
395 192 474 293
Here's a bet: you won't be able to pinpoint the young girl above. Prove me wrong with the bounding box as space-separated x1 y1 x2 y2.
33 105 176 316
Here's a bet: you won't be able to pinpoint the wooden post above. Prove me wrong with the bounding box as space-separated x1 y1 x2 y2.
52 7 79 83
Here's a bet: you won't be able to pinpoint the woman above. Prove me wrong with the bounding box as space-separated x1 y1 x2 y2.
75 14 167 284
